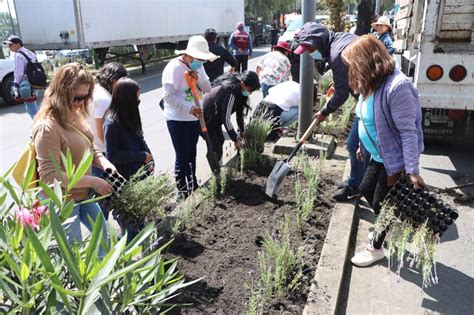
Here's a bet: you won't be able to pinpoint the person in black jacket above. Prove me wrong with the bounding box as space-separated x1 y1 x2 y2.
203 28 237 82
294 23 367 201
104 78 154 241
203 71 260 161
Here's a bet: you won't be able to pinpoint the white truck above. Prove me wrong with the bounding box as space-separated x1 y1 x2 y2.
394 0 474 138
12 0 244 71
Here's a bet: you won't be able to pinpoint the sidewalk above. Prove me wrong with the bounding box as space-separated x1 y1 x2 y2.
339 197 474 314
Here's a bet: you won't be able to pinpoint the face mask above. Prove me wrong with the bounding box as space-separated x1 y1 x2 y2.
310 50 323 60
190 59 204 70
242 90 250 97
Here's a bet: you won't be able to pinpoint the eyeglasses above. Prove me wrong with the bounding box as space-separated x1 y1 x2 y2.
73 94 89 102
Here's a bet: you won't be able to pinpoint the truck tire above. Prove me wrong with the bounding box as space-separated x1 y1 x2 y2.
1 74 20 106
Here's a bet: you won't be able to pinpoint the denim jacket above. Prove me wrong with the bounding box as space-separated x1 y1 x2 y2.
373 68 424 176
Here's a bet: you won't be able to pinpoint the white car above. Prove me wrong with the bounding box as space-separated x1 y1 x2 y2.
0 58 16 105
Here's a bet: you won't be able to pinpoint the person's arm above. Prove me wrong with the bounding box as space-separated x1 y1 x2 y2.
219 90 239 142
228 34 237 51
14 53 27 85
94 118 105 144
222 47 237 67
93 96 110 145
320 56 350 116
197 68 212 93
388 81 422 175
104 121 148 164
163 83 193 113
383 35 395 55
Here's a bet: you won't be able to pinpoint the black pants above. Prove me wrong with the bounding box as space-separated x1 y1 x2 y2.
206 118 225 162
235 55 248 73
166 120 200 194
358 159 390 249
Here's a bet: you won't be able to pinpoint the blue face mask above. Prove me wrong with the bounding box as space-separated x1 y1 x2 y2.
242 90 250 97
310 50 323 60
190 59 204 70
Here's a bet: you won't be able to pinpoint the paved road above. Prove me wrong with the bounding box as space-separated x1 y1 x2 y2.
0 45 271 183
341 136 474 314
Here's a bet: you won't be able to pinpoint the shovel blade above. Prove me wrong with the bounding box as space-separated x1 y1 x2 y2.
265 160 291 197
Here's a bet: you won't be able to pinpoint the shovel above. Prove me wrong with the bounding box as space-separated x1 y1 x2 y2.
264 116 320 198
184 71 220 174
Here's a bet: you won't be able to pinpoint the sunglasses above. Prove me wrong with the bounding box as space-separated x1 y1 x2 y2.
73 94 89 102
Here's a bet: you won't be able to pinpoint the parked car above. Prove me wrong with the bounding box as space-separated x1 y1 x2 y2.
0 58 16 105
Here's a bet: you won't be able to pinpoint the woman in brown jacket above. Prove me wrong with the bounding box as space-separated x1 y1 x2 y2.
33 63 116 257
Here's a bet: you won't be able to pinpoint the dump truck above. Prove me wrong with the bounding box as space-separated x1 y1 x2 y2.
394 0 473 138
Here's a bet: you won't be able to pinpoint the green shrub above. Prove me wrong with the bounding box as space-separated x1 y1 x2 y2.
241 111 273 171
0 150 198 313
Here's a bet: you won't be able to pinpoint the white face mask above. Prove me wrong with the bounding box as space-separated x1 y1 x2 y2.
310 50 323 60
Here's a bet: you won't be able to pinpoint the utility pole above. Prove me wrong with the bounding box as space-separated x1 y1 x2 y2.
297 0 316 138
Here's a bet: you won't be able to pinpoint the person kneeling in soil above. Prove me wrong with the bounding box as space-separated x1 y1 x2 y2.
105 78 154 243
202 71 260 162
255 80 318 141
341 35 425 267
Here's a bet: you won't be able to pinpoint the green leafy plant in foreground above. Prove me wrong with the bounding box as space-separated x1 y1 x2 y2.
0 150 198 314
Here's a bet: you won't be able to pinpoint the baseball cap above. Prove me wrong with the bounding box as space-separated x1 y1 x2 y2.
3 35 22 45
294 43 312 55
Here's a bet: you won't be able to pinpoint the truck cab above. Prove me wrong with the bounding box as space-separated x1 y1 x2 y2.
394 0 473 138
0 58 15 105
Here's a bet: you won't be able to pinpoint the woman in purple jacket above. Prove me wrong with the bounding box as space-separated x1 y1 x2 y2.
341 35 426 267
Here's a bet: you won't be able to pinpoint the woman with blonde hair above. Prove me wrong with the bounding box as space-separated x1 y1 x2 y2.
341 35 425 267
33 63 116 257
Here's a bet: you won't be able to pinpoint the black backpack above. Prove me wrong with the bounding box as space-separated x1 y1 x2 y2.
17 51 47 88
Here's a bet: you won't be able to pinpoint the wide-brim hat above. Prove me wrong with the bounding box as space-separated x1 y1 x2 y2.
371 16 392 31
176 35 219 61
273 41 293 53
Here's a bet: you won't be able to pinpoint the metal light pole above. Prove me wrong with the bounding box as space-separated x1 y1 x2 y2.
297 0 316 139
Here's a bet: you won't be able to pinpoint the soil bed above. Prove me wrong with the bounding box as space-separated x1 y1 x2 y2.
166 162 341 314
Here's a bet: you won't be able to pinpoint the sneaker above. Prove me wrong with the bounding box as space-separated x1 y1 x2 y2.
332 185 359 202
351 244 385 267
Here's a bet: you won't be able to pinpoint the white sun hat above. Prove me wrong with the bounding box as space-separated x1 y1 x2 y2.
176 35 219 61
371 16 392 31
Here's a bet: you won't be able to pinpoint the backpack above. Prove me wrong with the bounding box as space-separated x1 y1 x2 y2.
17 51 47 88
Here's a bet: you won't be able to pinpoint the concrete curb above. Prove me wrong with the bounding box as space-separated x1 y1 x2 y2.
303 159 358 315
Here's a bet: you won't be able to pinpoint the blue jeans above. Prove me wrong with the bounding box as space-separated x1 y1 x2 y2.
166 120 200 194
63 202 108 258
19 80 41 119
91 163 109 220
280 107 299 128
261 83 275 98
347 117 369 189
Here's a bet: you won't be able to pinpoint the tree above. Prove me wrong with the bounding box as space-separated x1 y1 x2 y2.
355 0 374 35
323 0 345 31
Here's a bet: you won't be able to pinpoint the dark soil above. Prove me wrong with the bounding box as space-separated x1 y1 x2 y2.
165 163 341 314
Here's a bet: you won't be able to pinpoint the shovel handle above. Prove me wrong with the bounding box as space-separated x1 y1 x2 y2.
185 71 208 133
286 117 319 162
